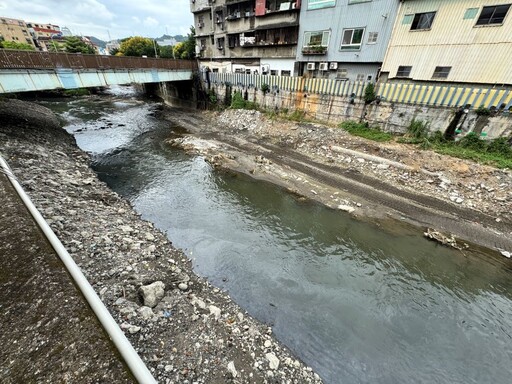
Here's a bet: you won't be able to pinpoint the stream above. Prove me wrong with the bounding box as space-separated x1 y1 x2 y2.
46 86 512 384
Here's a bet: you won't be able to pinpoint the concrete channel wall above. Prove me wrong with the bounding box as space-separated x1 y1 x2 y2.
207 82 512 140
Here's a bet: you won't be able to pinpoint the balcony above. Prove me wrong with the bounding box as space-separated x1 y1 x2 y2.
301 46 327 55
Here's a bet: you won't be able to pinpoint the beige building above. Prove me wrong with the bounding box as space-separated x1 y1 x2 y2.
381 0 512 86
0 17 35 48
191 0 301 75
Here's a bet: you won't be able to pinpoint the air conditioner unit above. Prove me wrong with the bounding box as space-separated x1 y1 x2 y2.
306 62 316 71
319 62 328 71
329 62 338 70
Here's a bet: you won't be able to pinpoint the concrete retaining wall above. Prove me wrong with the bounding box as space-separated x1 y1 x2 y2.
208 83 512 140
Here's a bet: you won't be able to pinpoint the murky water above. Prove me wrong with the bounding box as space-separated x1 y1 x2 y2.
47 87 512 384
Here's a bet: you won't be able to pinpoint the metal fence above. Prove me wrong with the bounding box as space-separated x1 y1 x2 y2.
207 72 512 110
0 50 197 71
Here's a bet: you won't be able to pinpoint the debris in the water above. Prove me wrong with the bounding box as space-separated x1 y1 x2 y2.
423 228 468 251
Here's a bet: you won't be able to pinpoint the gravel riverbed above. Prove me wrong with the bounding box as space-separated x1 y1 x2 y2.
0 98 323 383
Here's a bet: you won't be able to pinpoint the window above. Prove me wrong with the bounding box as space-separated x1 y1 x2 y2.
476 4 511 25
463 8 479 20
367 32 378 44
340 28 364 50
432 66 451 79
270 70 278 76
356 73 365 82
308 0 336 10
216 37 225 50
410 12 436 30
348 0 371 3
303 30 330 47
281 70 291 76
396 66 412 78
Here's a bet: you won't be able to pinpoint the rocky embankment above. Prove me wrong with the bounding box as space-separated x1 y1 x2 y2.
0 98 323 383
164 108 512 257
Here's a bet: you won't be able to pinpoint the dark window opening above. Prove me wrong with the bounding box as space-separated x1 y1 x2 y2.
432 66 451 79
411 12 436 30
476 4 511 25
396 65 412 78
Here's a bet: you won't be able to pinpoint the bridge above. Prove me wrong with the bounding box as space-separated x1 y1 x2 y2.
0 50 197 93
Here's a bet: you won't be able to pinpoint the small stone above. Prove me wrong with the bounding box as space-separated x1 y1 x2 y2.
145 232 155 241
137 306 154 320
266 353 279 370
227 361 238 378
138 281 165 308
264 340 272 348
209 305 221 320
178 283 188 291
501 251 511 258
120 225 134 233
376 163 390 170
337 204 355 213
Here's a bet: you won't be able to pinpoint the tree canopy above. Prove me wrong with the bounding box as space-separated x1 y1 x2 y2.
64 36 95 54
158 45 174 59
118 36 157 57
0 41 35 50
173 27 196 59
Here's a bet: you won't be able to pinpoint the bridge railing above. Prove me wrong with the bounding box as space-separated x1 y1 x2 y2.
0 49 197 71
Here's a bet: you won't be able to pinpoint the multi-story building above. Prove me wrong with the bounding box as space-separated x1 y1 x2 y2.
26 22 63 51
0 17 36 48
296 0 400 81
380 0 512 87
191 0 302 75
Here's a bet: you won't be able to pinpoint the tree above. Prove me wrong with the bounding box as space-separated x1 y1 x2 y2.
173 27 196 59
0 41 36 50
159 45 174 59
64 36 95 54
118 36 158 57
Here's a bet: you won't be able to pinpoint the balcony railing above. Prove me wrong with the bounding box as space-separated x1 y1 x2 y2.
301 46 327 55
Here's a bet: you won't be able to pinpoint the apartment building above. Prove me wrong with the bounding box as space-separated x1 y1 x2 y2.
296 0 400 81
0 17 36 48
26 22 63 51
191 0 301 75
380 0 512 86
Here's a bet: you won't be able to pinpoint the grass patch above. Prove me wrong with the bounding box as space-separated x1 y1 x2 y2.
432 144 512 169
339 121 393 142
231 91 257 110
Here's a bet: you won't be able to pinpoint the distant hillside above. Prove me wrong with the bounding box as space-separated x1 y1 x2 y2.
87 36 106 48
156 34 186 43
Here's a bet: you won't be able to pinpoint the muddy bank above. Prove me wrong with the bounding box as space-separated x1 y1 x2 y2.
0 98 323 383
161 107 512 257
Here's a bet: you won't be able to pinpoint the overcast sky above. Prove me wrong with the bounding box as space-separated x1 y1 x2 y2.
0 0 194 41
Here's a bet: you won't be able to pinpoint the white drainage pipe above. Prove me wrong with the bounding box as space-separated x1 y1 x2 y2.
0 154 157 384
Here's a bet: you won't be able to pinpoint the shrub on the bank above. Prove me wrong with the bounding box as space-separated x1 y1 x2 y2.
407 119 430 139
231 91 257 110
339 121 393 142
63 88 90 96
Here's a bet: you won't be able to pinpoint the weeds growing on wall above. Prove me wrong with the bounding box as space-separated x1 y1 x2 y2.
230 91 257 110
339 121 394 142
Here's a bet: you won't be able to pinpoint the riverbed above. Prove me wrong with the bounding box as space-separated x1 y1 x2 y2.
47 87 512 384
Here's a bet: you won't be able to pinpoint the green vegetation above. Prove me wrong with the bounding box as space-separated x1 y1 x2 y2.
230 91 257 110
173 27 196 59
363 83 376 105
260 83 270 94
159 45 174 59
0 41 35 50
64 36 95 54
339 121 393 142
400 119 512 168
475 106 491 116
119 36 157 57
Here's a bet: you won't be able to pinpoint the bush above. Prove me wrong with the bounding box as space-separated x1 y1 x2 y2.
487 137 512 157
458 132 486 151
339 121 393 142
363 83 376 105
407 118 430 139
261 83 270 94
231 91 258 110
475 106 491 116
